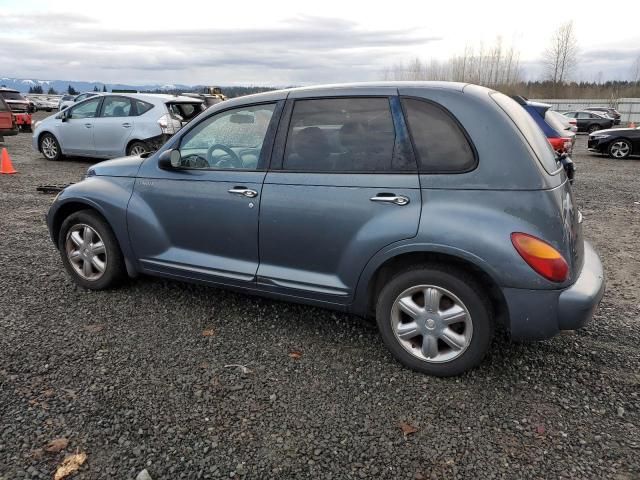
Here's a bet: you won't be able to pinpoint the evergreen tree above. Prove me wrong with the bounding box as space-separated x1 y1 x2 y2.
93 86 99 92
102 85 107 92
67 85 78 95
32 85 43 94
47 87 58 95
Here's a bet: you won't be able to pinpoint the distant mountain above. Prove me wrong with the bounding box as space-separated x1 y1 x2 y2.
0 77 192 93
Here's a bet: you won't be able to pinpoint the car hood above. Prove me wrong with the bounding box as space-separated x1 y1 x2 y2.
590 127 639 136
89 155 145 177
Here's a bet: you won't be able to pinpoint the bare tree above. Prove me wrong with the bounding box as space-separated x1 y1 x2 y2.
544 21 579 88
632 55 640 84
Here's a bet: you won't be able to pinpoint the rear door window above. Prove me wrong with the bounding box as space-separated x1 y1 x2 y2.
401 98 476 173
491 92 560 175
101 97 133 117
282 97 397 172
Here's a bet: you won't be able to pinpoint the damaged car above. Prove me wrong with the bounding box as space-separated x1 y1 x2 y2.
32 93 204 161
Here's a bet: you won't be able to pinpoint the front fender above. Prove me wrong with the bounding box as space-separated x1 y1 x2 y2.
47 176 137 272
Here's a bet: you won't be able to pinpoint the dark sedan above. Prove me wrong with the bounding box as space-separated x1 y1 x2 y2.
588 126 640 159
585 107 621 125
563 111 614 133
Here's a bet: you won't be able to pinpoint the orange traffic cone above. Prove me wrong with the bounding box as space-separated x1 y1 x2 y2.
1 147 17 174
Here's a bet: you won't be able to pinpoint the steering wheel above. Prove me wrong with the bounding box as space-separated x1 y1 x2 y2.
207 144 242 168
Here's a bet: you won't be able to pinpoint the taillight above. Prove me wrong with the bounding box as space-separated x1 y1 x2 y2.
511 232 569 282
547 137 564 152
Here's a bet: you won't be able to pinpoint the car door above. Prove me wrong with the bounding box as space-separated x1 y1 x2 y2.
575 112 590 131
257 91 421 304
127 101 282 285
92 96 135 157
57 97 102 155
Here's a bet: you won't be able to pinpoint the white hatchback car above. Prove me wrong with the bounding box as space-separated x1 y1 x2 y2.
33 93 204 160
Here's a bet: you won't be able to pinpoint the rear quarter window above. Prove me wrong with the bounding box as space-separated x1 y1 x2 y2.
491 92 560 175
401 98 476 173
0 98 8 112
133 100 154 116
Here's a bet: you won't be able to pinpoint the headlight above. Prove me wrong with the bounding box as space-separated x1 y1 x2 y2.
591 134 610 140
33 120 41 129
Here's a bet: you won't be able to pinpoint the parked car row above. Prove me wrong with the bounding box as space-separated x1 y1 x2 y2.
0 95 18 140
33 93 205 160
26 95 60 112
45 82 604 376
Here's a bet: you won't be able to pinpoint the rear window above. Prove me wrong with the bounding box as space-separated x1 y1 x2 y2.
491 92 560 175
0 91 25 101
401 98 476 173
168 102 203 122
545 110 569 134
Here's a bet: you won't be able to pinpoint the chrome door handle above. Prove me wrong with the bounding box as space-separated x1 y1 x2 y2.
84 123 92 128
370 194 410 206
228 187 258 198
122 123 132 128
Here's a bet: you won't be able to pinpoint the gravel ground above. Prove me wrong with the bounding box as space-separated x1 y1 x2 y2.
1 112 639 479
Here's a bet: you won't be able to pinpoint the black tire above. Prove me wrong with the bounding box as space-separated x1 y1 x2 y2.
39 133 62 161
126 140 149 156
58 210 126 290
587 124 600 134
376 264 493 377
607 139 632 159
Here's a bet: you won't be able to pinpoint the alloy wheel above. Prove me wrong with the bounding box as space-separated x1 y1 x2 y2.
41 136 58 159
391 285 473 363
610 141 630 158
64 224 107 281
129 144 147 156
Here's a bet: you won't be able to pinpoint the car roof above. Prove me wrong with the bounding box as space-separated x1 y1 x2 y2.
0 88 20 93
101 93 204 104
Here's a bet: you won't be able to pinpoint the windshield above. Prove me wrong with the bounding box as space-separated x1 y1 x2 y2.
0 91 26 101
491 92 560 175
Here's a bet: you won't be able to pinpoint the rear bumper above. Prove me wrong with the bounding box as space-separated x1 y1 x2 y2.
0 126 18 137
503 241 605 341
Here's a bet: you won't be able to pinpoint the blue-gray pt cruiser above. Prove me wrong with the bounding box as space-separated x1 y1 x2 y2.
46 82 605 376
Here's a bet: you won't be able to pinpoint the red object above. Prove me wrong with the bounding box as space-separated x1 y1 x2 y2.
548 136 573 154
511 232 569 282
0 147 17 174
12 112 32 127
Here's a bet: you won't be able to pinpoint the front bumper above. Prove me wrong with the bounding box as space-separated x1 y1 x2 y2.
503 241 605 341
587 138 607 152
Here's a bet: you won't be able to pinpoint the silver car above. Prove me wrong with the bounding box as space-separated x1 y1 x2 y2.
33 93 204 160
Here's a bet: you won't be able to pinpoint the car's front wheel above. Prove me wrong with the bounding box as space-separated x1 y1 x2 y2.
608 139 632 159
376 265 493 376
58 210 126 290
40 133 62 161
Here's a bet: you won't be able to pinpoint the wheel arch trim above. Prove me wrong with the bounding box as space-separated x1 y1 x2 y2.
351 242 506 318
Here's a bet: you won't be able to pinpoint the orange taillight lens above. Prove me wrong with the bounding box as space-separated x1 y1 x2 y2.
511 232 569 282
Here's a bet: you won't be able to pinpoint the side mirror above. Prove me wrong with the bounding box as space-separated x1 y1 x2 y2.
60 110 70 122
158 149 182 169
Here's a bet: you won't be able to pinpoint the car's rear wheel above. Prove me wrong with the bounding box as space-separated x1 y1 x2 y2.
58 210 126 290
40 133 62 161
127 141 149 156
376 265 493 376
587 124 600 134
608 139 632 159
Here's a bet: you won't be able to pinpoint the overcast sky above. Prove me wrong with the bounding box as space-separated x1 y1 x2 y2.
1 0 639 86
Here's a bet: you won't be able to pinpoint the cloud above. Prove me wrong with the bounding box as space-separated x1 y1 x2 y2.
0 14 441 85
